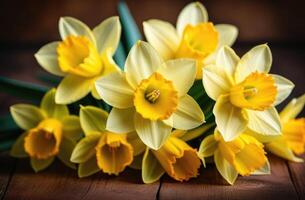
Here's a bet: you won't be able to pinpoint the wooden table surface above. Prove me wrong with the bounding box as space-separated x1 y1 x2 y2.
0 0 305 199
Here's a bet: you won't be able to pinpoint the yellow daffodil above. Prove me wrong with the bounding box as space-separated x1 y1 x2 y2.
143 2 238 79
142 134 201 183
35 17 121 104
198 130 268 184
70 106 143 177
95 41 205 150
202 44 294 141
10 89 82 172
266 94 305 162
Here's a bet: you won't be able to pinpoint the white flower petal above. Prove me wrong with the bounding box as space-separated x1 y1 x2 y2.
216 46 240 77
235 44 272 83
202 64 234 101
134 114 172 150
271 74 294 106
215 24 238 47
35 42 66 76
124 41 163 88
95 72 134 109
142 148 165 183
158 59 196 96
93 16 121 55
280 94 305 122
59 17 95 43
213 95 247 141
143 19 179 60
172 95 205 130
176 2 208 37
106 107 135 133
247 107 281 136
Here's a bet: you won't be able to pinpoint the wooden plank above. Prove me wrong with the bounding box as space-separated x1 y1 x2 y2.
159 155 298 200
0 153 15 199
0 0 305 45
4 158 160 200
287 154 305 199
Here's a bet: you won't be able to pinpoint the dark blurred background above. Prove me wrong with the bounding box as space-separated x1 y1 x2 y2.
0 0 304 115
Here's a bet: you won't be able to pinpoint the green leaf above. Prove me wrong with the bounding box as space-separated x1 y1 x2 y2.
36 72 61 86
0 114 19 132
118 1 142 51
0 139 15 152
113 40 127 69
0 76 48 103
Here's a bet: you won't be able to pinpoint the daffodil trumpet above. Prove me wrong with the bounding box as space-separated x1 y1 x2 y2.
35 16 121 104
95 41 205 150
10 88 82 172
70 106 144 177
143 2 238 79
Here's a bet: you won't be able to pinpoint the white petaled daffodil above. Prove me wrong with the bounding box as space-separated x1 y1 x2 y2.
202 44 294 141
10 89 82 172
198 129 269 185
266 94 305 162
35 16 121 104
143 1 238 79
95 41 205 150
70 106 144 177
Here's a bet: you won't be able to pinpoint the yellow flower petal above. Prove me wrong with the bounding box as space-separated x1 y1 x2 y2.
202 64 234 101
143 19 179 60
55 74 95 104
127 131 146 156
282 118 305 154
57 136 76 169
235 44 272 83
78 156 100 178
215 24 238 47
176 2 208 36
152 136 201 182
10 104 46 130
172 94 205 130
215 46 240 77
95 132 133 175
59 17 95 44
40 88 69 120
134 113 172 150
95 72 134 109
71 133 100 163
266 138 303 162
62 115 82 141
272 74 294 106
134 72 178 121
252 160 271 175
124 41 162 88
106 107 135 133
34 42 66 76
246 107 281 136
280 94 305 123
158 59 196 97
10 132 29 158
93 16 121 55
198 134 217 159
31 157 55 172
213 95 247 141
80 106 108 136
142 148 165 184
180 123 214 142
100 47 120 76
24 119 62 159
214 149 238 185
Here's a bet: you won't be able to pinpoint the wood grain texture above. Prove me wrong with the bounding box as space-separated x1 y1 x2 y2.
287 154 305 200
5 159 160 200
0 153 15 199
159 155 298 200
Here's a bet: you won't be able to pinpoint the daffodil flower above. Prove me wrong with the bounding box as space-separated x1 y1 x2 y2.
202 44 294 141
70 106 143 177
143 2 238 79
142 132 201 183
198 130 268 185
266 94 305 162
35 16 121 104
10 89 82 172
95 41 205 150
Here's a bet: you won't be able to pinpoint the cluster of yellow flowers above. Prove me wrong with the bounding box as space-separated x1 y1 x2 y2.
10 2 305 185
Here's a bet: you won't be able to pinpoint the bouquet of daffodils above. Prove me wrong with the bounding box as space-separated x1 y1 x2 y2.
1 1 304 185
